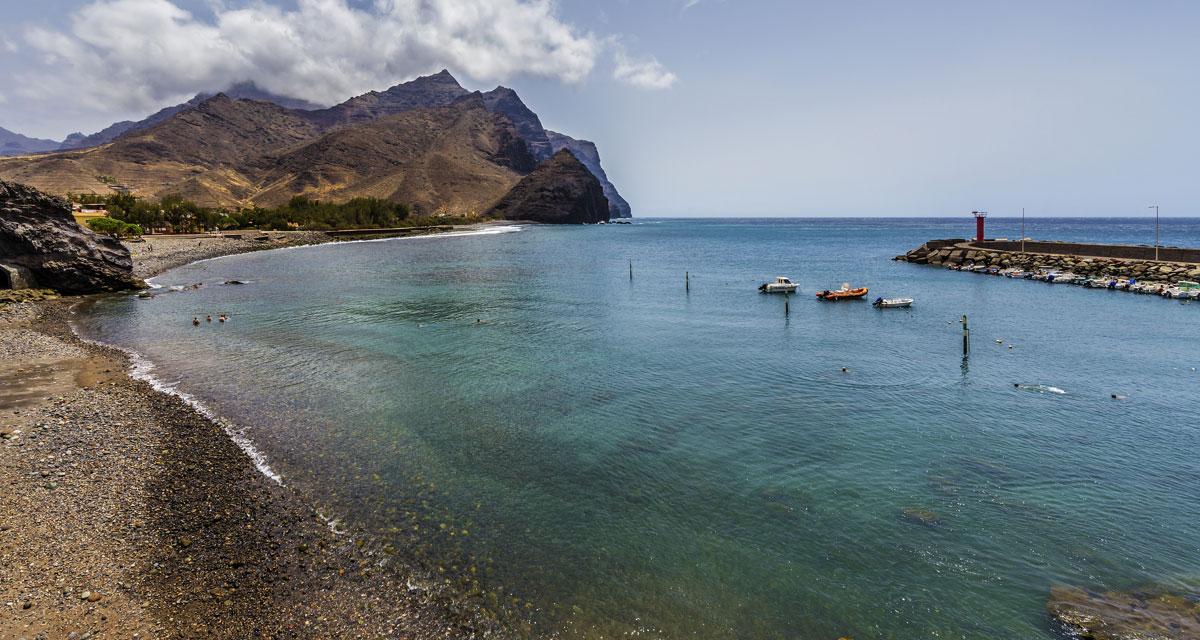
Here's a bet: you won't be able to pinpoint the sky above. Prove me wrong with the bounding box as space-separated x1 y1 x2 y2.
2 0 1199 217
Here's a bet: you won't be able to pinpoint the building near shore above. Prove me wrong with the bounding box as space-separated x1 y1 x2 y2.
71 202 109 226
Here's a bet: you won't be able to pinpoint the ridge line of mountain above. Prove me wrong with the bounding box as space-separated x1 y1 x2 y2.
0 70 630 218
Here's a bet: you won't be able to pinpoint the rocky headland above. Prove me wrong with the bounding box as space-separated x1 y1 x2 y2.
486 149 610 224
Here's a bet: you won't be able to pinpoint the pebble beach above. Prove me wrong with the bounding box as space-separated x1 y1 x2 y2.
0 234 504 639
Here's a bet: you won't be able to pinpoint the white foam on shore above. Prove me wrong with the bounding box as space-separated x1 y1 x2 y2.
69 317 285 485
78 226 524 499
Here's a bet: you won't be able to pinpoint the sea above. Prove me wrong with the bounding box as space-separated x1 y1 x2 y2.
74 218 1200 639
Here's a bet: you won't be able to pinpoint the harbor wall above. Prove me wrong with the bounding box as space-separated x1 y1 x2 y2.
972 240 1200 264
896 239 1200 283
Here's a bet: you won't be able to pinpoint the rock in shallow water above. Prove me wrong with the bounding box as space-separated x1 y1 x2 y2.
1047 584 1200 639
0 181 143 294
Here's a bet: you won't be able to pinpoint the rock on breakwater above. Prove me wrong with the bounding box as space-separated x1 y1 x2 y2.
897 239 1200 284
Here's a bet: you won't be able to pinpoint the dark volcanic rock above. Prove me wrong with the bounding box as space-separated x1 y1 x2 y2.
0 181 142 293
485 149 609 224
310 69 471 127
546 131 632 219
482 86 555 162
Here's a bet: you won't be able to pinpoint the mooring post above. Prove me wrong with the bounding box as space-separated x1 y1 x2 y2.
961 314 970 355
686 271 690 292
629 259 633 281
785 295 790 316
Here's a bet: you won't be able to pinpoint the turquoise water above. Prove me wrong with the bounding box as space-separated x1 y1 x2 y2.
77 219 1200 639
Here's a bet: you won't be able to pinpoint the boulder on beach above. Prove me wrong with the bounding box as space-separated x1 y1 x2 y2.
1046 584 1200 639
0 180 143 294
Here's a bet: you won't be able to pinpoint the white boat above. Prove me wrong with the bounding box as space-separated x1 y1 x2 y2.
759 276 798 293
872 297 913 308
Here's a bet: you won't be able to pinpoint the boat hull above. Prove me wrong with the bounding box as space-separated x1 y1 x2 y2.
816 288 869 301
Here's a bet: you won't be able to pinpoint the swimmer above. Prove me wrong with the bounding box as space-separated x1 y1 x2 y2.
192 316 200 326
206 315 212 323
841 367 849 373
1111 394 1127 400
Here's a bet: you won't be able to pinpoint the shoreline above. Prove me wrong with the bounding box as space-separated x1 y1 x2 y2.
2 230 516 638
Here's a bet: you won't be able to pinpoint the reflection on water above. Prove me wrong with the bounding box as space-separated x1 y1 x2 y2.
77 218 1200 639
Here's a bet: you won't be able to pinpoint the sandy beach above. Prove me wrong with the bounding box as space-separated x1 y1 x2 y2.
1 235 504 639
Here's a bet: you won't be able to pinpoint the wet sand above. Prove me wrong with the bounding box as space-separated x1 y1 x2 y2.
1 235 507 639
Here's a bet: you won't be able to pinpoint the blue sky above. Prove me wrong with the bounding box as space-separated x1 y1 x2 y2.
2 1 1198 217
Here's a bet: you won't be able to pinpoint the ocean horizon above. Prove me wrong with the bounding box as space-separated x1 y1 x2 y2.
76 217 1200 638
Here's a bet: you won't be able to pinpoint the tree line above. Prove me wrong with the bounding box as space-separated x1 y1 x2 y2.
71 192 420 234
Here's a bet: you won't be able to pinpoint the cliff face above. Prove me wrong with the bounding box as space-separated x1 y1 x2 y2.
485 149 609 224
545 132 632 219
481 87 554 162
0 181 141 294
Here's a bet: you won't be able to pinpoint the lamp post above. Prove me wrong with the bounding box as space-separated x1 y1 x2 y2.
1021 207 1025 253
1149 205 1159 261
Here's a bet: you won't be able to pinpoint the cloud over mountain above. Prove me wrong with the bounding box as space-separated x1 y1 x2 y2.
16 0 668 117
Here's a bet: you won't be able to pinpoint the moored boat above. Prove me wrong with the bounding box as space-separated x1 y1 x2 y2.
759 276 798 293
872 297 913 308
817 283 869 300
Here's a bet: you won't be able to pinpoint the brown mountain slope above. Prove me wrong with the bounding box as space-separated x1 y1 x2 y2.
0 96 321 204
253 96 535 213
306 70 471 128
0 95 533 212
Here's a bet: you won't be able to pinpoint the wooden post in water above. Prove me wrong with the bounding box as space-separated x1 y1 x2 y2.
961 314 970 355
686 271 690 292
629 259 633 281
785 294 790 316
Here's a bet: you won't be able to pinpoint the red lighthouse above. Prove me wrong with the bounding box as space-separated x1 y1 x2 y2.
972 211 987 242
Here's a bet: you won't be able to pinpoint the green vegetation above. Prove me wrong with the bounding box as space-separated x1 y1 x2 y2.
86 216 144 238
242 196 411 231
67 192 457 233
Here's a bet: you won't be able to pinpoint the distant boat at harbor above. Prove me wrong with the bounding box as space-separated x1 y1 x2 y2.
816 283 869 300
759 276 798 293
873 297 913 308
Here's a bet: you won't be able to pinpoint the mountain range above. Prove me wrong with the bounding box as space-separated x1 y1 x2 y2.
0 72 631 219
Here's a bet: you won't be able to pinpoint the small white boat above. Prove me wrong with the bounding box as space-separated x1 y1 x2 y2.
759 276 798 293
872 297 913 308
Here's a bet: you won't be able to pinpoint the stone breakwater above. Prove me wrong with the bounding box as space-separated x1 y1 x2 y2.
896 239 1200 284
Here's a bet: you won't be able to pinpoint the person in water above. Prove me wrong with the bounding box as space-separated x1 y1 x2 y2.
206 315 212 323
192 317 200 326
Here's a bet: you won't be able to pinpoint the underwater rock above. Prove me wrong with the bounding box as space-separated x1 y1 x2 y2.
1046 584 1200 639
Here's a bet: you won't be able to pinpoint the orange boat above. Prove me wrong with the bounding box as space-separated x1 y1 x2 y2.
816 283 869 300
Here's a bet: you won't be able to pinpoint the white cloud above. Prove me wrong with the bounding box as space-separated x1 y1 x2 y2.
17 0 604 113
1 34 18 53
613 49 678 90
0 91 7 105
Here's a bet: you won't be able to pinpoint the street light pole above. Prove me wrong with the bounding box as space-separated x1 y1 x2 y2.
1149 205 1160 260
1021 207 1025 253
